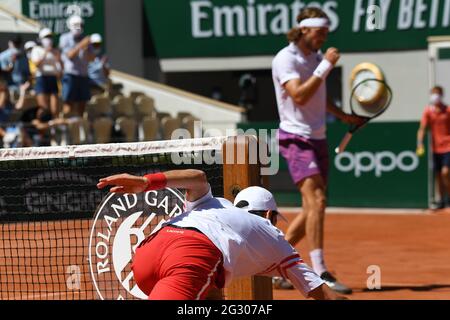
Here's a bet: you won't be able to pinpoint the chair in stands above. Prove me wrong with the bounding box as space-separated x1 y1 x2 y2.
112 95 137 142
129 91 145 103
181 115 201 138
85 95 112 120
115 116 137 142
66 118 90 145
157 112 171 122
177 112 193 123
92 117 113 144
140 116 160 141
135 95 156 119
161 116 182 140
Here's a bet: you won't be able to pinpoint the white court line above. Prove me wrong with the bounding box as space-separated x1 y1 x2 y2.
279 207 432 215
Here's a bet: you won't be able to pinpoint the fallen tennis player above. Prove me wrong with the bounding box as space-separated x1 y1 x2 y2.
97 169 343 300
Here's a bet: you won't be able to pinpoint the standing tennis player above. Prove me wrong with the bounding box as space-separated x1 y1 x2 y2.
97 169 342 300
417 86 450 209
272 7 365 294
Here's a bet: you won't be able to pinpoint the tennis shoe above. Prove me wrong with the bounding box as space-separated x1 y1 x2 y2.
272 277 294 290
320 272 352 294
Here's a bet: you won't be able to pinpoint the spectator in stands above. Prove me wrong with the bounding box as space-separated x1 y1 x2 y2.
0 81 31 147
31 28 63 118
88 33 110 95
0 77 12 124
24 41 37 81
59 15 95 117
13 81 66 147
0 36 31 93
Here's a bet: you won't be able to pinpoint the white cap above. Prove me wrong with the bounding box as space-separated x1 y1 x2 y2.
90 33 102 44
39 28 52 39
67 15 84 30
24 41 36 51
234 186 278 211
234 186 288 222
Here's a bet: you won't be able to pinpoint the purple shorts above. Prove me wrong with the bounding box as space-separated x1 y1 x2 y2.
278 129 329 186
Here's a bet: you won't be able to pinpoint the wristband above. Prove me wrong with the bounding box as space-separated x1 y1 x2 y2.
143 172 167 191
313 59 333 80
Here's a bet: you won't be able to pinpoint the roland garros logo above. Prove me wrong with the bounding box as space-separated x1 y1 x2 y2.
88 188 185 300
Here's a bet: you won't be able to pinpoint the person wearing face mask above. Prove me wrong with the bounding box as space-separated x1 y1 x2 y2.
417 86 450 209
59 15 95 118
30 28 63 118
0 36 31 94
24 41 37 81
87 33 110 95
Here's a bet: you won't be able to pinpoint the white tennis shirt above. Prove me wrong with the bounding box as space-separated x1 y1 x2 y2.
272 42 328 140
166 187 324 297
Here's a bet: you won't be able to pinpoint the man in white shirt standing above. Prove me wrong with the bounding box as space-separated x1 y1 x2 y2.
97 169 341 300
272 7 365 294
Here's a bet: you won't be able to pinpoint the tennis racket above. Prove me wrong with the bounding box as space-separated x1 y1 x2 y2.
335 78 392 154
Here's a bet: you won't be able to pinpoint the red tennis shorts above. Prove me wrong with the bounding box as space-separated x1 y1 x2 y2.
131 226 225 300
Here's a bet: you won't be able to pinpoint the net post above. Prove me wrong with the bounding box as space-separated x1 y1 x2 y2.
221 135 273 300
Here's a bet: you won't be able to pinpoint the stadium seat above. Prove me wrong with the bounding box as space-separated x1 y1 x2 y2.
182 115 201 138
112 95 134 119
115 116 137 142
161 116 182 140
129 91 145 102
66 117 89 145
85 95 112 120
177 112 193 122
135 95 157 118
92 117 113 143
157 112 171 122
140 116 160 141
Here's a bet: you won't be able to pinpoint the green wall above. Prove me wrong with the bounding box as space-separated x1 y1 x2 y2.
238 121 429 208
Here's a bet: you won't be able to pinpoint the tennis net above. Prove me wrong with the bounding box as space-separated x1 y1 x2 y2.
0 137 228 300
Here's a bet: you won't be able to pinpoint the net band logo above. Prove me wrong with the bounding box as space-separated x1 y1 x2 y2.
334 150 419 177
88 189 185 300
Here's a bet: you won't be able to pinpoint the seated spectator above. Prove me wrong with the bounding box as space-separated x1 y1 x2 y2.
88 33 110 95
31 28 63 118
0 36 31 93
59 15 95 117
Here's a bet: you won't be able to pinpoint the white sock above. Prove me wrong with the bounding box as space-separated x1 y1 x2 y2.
309 249 327 276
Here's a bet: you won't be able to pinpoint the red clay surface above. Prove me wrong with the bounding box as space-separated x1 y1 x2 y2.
274 209 450 300
1 210 450 300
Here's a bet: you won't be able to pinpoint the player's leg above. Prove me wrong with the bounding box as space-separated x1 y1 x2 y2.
299 174 326 252
284 196 307 246
441 152 450 206
299 174 352 294
433 153 445 208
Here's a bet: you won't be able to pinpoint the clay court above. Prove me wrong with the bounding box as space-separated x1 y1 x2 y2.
2 207 449 300
274 209 450 300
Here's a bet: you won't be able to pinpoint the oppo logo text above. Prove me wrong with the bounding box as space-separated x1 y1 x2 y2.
335 151 419 177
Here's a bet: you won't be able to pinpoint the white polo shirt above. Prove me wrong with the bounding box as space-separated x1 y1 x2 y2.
165 187 324 297
272 42 328 140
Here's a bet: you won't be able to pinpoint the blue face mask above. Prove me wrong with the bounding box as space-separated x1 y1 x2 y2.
93 48 102 56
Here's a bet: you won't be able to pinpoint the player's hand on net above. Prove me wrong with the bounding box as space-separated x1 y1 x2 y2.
97 173 148 193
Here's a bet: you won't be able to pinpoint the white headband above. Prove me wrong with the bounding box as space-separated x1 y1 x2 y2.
298 18 330 28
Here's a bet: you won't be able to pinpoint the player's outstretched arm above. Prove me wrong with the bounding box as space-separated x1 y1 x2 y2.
97 169 209 202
